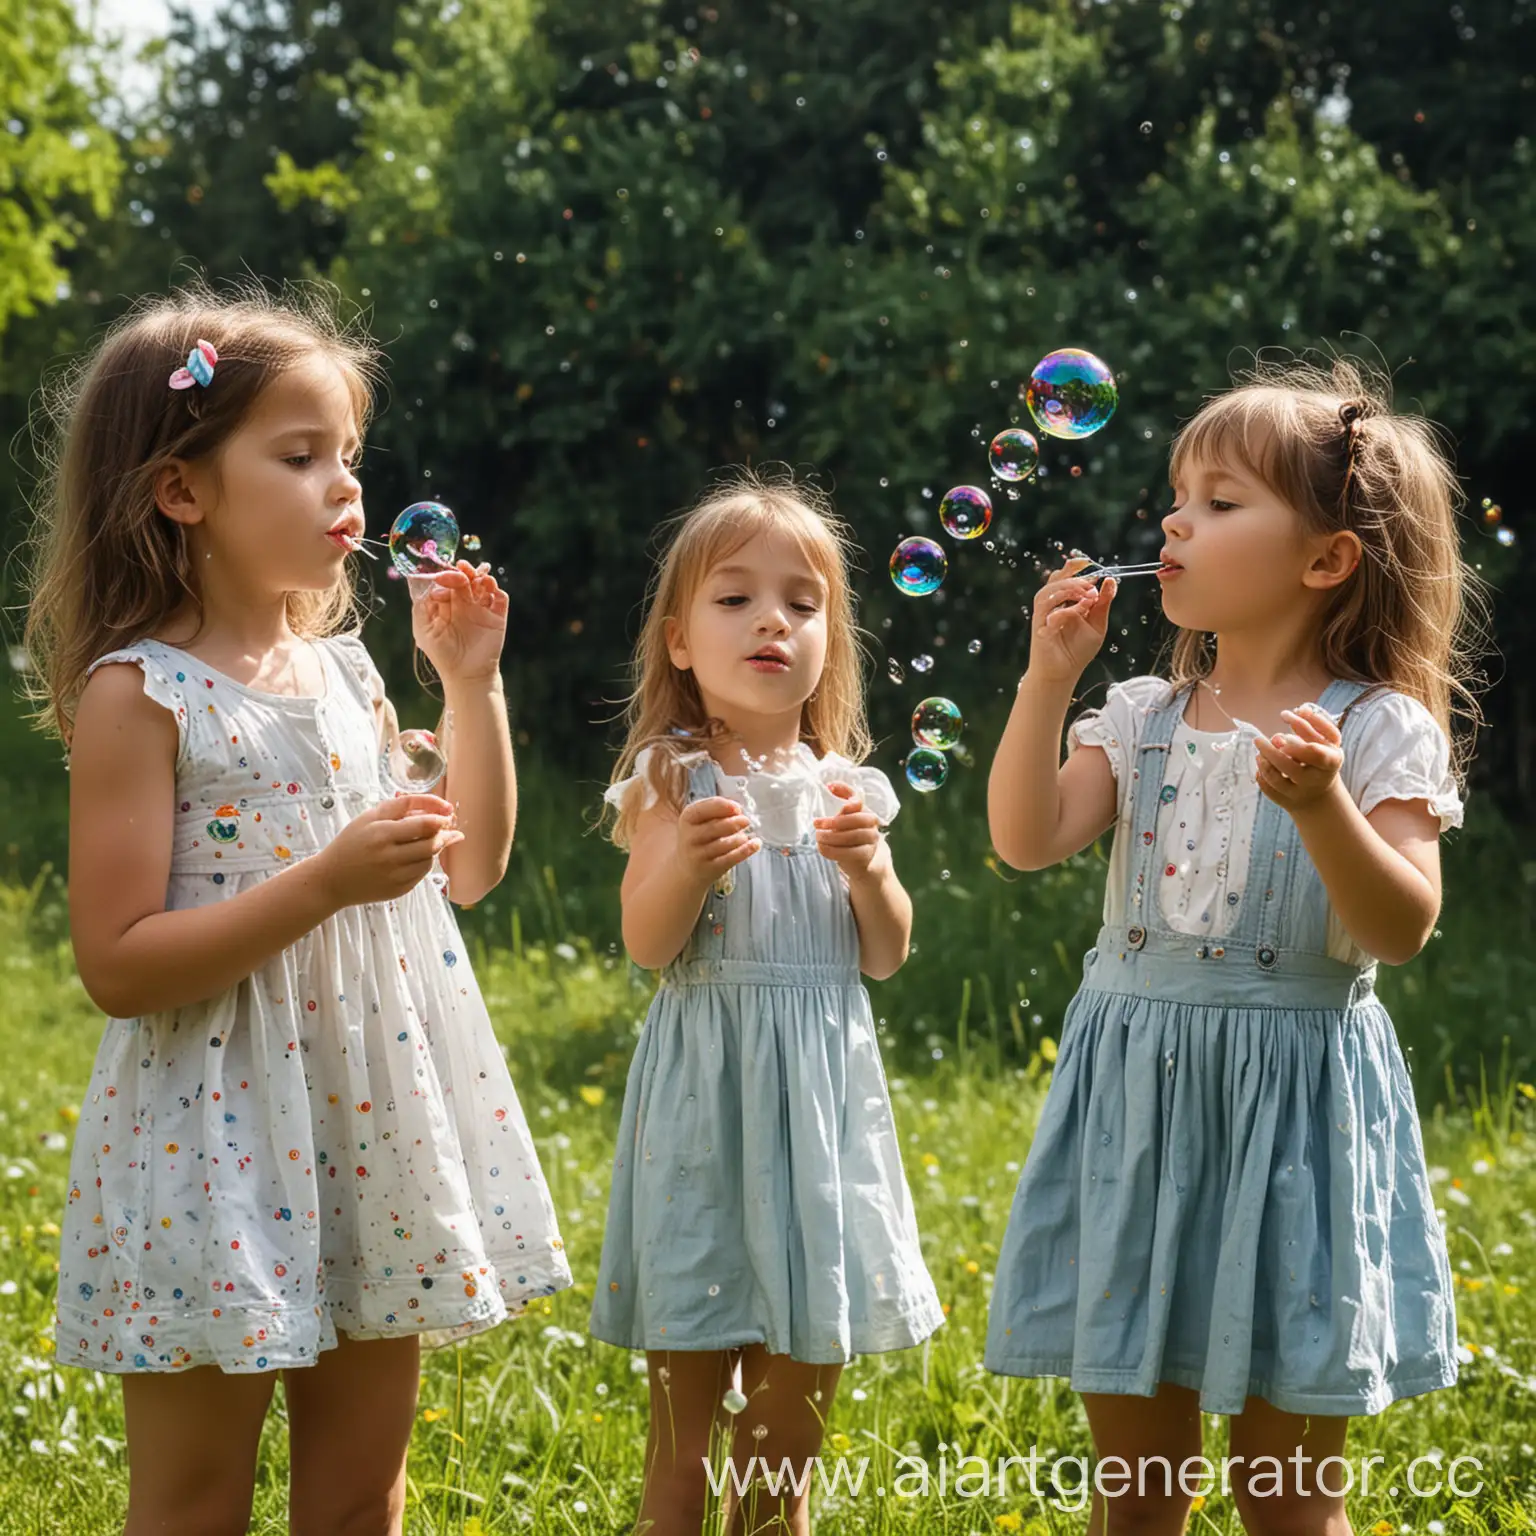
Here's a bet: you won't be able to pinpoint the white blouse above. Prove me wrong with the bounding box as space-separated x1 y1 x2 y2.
1067 676 1463 968
605 740 900 847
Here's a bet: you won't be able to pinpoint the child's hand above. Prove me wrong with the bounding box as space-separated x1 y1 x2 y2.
1026 558 1117 683
411 560 509 684
814 783 888 884
315 794 465 908
1254 703 1346 814
676 796 760 885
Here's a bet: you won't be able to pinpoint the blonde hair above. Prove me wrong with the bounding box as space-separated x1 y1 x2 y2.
20 277 382 743
605 467 870 847
1165 357 1490 787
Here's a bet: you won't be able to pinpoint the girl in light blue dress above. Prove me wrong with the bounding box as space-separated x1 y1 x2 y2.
986 361 1481 1536
590 469 943 1533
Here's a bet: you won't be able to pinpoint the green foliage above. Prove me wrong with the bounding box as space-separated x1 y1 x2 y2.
0 0 119 345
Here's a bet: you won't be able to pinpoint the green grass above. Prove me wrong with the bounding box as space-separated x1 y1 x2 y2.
0 875 1534 1533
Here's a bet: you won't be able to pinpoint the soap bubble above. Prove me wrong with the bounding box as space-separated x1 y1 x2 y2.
1024 349 1118 440
462 533 482 552
389 501 459 575
384 728 447 793
988 428 1039 482
886 657 906 684
911 697 963 751
911 654 934 674
722 1388 748 1414
1496 526 1516 547
968 639 983 655
890 537 947 596
905 747 949 792
939 485 993 540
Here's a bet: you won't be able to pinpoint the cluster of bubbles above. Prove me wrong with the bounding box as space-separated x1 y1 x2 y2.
887 348 1118 793
906 696 963 792
1482 497 1517 548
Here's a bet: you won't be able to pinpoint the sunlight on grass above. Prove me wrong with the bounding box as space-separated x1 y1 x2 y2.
0 875 1531 1532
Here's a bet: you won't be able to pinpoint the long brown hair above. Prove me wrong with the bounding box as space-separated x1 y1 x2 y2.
1165 357 1490 786
605 467 870 848
21 278 382 743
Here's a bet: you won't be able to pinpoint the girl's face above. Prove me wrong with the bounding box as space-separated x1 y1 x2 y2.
1159 452 1352 633
161 352 364 595
666 528 829 738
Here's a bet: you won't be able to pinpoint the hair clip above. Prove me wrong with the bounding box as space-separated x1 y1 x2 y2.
168 339 218 391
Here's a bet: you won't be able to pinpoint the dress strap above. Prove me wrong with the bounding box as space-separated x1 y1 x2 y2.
683 753 722 805
1118 682 1189 950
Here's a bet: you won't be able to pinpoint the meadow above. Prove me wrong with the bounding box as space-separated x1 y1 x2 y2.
0 671 1534 1530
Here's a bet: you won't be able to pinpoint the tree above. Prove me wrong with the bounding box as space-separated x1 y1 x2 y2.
0 0 119 345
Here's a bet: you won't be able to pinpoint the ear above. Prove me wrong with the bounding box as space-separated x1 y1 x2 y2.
664 615 691 672
153 458 207 528
1302 528 1362 592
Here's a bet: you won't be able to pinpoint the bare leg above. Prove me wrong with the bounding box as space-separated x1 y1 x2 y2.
721 1347 842 1536
285 1331 421 1536
1228 1397 1353 1536
1080 1383 1204 1536
121 1367 277 1536
635 1349 736 1535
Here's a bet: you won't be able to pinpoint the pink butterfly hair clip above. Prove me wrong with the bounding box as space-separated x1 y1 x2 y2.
168 339 218 390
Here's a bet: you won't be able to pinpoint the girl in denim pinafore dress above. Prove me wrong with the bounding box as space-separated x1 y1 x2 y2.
984 677 1457 1415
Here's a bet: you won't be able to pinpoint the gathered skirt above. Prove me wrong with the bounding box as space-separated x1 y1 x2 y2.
590 964 945 1364
984 966 1458 1416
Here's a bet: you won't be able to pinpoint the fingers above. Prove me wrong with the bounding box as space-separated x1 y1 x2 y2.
682 796 747 826
1281 705 1341 745
370 793 454 819
813 809 877 832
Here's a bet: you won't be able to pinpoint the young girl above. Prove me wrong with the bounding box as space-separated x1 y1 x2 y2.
24 284 571 1535
590 470 945 1533
984 361 1481 1536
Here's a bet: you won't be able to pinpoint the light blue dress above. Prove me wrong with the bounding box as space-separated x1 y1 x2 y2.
984 679 1459 1415
589 751 945 1363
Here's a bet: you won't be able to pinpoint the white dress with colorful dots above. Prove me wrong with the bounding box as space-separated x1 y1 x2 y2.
55 635 571 1375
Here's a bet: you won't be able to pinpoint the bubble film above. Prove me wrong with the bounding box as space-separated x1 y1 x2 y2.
889 537 947 596
911 697 963 751
939 485 993 540
1024 349 1118 440
389 501 460 576
905 747 949 793
988 428 1039 482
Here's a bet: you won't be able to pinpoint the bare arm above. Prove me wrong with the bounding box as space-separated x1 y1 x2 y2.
434 673 515 907
845 847 912 981
988 560 1121 871
988 670 1118 871
1289 788 1442 965
69 664 460 1019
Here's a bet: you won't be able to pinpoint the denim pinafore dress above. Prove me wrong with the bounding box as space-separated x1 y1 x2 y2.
589 756 945 1363
984 679 1458 1415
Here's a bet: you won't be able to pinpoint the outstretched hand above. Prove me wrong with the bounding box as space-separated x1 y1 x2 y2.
1253 703 1345 813
411 560 509 684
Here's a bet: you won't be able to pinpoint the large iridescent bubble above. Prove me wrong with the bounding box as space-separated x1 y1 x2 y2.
889 537 948 596
939 486 993 540
1024 349 1118 440
389 501 460 576
989 428 1039 482
911 697 963 751
905 747 949 793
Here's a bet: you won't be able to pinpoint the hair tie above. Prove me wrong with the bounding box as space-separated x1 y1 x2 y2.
169 339 218 391
1337 398 1373 510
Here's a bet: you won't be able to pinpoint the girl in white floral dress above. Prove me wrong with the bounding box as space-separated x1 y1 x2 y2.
25 284 569 1535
